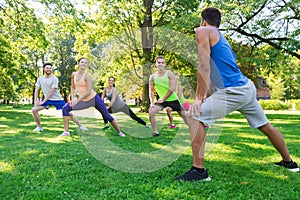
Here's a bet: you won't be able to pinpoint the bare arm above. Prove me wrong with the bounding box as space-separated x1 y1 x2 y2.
109 87 117 108
195 27 211 102
177 84 183 100
70 72 76 102
34 86 41 106
149 74 155 105
101 87 106 100
41 88 55 103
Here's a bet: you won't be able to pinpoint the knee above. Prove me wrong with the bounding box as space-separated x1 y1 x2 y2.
62 103 71 116
32 107 38 114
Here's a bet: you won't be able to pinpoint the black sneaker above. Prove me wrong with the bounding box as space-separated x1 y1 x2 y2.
274 160 299 173
152 133 160 137
102 126 110 130
175 167 211 182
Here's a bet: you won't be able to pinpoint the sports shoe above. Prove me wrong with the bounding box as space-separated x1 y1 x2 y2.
119 132 126 137
79 125 88 131
32 127 43 132
274 160 299 173
152 133 160 137
145 124 150 128
102 125 110 130
60 132 70 137
168 124 176 129
175 167 211 182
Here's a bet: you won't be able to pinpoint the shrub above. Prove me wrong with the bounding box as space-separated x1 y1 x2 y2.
259 100 290 110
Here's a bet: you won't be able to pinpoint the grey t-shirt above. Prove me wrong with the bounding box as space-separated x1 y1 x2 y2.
35 75 63 100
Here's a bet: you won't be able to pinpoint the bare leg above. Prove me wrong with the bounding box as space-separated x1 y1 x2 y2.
69 112 81 126
32 106 44 128
109 119 121 133
188 117 206 168
149 105 162 134
258 123 291 162
63 116 70 133
166 107 174 125
177 110 189 125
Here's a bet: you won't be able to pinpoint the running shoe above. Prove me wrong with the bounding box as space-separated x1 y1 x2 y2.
79 125 88 131
274 160 299 172
60 132 70 137
119 132 126 137
175 167 211 182
168 124 176 129
32 127 43 132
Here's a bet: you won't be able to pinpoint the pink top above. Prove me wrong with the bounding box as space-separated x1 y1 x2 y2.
74 72 96 102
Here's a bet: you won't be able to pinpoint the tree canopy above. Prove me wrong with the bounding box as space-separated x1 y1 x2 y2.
0 0 299 105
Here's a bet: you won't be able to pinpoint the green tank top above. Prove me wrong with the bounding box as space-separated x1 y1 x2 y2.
154 71 178 102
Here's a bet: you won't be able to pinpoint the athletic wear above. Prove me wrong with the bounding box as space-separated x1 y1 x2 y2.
154 71 178 102
41 100 66 110
102 87 147 126
74 72 96 102
104 88 126 111
195 80 268 128
154 100 183 111
35 75 63 100
210 32 248 89
62 94 114 123
195 32 268 129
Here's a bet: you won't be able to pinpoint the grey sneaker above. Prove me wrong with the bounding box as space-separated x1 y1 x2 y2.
79 125 88 131
32 127 43 132
119 132 126 137
60 132 70 137
175 167 211 182
274 160 299 173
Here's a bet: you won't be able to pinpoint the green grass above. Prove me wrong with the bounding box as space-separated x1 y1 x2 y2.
0 104 299 199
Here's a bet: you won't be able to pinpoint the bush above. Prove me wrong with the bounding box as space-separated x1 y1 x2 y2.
259 100 290 110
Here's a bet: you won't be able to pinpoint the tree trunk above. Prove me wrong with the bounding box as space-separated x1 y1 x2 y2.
140 0 154 112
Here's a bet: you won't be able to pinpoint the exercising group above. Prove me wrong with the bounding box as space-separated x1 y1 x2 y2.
31 7 299 181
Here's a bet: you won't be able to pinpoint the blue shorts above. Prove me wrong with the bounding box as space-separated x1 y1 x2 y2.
42 100 66 110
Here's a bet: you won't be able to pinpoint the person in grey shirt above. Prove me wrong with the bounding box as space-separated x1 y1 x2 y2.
32 62 87 132
101 76 149 129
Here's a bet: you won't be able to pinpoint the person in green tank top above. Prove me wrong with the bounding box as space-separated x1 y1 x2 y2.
149 55 188 137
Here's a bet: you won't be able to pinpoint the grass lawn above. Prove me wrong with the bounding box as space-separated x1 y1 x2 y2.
0 104 299 199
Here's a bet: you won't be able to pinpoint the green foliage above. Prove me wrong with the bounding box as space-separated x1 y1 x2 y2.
266 73 285 100
259 100 290 110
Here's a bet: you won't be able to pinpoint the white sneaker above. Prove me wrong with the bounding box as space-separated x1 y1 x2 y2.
79 125 88 131
32 127 43 132
60 132 70 137
119 132 126 137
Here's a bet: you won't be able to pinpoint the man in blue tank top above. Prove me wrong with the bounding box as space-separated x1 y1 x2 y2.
175 7 299 182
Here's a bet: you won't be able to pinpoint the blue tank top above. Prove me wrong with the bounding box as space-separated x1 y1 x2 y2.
210 32 248 88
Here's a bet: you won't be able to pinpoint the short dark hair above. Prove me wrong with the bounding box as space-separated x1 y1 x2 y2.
155 55 165 61
201 7 221 27
77 57 86 63
43 62 53 68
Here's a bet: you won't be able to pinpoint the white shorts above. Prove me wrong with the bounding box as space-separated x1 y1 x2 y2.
194 80 268 128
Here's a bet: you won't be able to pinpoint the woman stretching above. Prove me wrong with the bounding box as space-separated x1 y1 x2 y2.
61 58 125 137
101 76 148 129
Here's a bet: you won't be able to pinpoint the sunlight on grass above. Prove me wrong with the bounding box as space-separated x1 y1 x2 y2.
241 142 274 150
34 136 76 143
206 143 240 162
0 161 14 172
254 169 289 180
237 133 266 140
0 124 8 128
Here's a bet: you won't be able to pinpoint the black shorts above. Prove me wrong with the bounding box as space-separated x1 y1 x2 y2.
154 100 183 111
